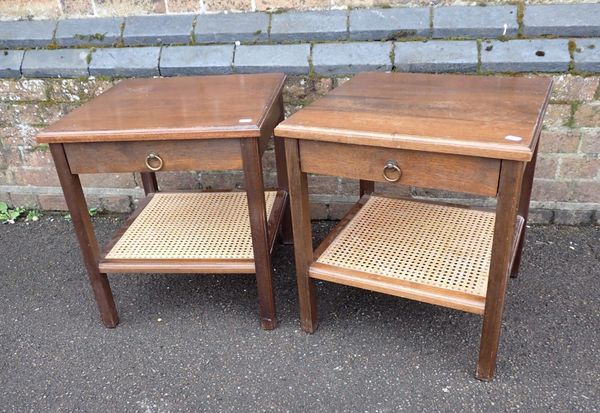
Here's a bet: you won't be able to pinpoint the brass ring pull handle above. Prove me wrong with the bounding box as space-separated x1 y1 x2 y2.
145 152 164 171
382 160 402 182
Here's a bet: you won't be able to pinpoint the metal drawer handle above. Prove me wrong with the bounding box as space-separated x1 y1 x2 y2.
145 152 164 171
382 160 402 182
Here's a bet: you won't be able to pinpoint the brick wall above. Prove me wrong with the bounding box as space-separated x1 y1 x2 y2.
3 0 600 20
1 74 599 224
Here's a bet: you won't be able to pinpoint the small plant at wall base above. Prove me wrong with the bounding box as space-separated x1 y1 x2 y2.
0 202 25 224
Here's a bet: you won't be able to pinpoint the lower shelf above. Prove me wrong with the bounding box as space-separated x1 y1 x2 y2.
311 195 523 314
99 190 287 274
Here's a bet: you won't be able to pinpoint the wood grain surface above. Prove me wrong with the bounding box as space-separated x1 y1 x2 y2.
275 72 552 161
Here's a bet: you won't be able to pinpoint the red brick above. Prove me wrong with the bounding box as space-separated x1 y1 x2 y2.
167 0 201 13
535 155 559 179
205 0 252 12
200 171 245 190
310 202 328 220
559 156 600 179
154 171 199 191
328 202 355 220
314 78 333 95
101 195 132 213
539 128 580 153
80 173 136 188
543 104 571 128
46 79 115 103
551 75 600 102
575 103 600 128
308 175 339 194
580 129 600 154
0 103 76 126
12 166 60 187
37 194 68 211
0 126 40 147
9 192 38 208
20 148 54 168
0 79 47 102
532 179 600 203
60 0 95 17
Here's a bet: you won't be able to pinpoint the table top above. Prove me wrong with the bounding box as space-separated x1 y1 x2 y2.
37 73 286 144
275 72 552 161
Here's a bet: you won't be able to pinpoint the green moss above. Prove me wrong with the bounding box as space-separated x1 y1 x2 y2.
568 40 577 72
476 39 482 73
564 101 581 128
385 30 417 41
74 32 106 42
29 143 49 152
516 2 525 38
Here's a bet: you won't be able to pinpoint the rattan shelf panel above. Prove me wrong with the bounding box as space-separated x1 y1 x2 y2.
104 191 277 263
311 196 497 313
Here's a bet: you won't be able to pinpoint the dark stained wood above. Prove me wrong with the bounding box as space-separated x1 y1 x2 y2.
511 141 540 278
274 93 293 244
37 73 286 143
299 140 501 196
275 72 553 161
267 190 288 253
49 143 119 328
140 172 158 195
64 139 243 173
241 138 277 330
285 138 318 333
359 180 374 197
477 160 525 381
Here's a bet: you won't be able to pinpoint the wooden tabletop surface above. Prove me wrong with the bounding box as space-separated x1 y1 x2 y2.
37 73 286 144
275 72 552 161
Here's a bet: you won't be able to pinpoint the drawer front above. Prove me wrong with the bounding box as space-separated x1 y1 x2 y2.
299 141 500 196
65 139 242 174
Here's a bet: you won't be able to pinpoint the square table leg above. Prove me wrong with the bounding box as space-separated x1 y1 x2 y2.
49 143 119 328
511 146 538 278
359 180 374 197
140 172 159 195
274 134 293 245
285 138 319 333
241 137 277 330
476 160 525 380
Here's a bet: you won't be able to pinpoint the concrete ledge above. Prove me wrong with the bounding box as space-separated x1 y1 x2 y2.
21 49 90 78
55 17 123 47
160 45 234 75
524 4 600 37
349 8 430 41
574 39 600 72
270 10 348 42
123 15 194 45
0 20 56 48
313 42 392 75
234 44 310 75
0 50 24 78
481 39 570 73
433 5 518 39
395 40 477 73
195 13 269 43
89 47 160 77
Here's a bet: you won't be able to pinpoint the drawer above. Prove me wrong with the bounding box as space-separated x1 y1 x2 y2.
299 141 500 196
64 139 243 174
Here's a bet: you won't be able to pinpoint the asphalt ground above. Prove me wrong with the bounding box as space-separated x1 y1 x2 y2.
1 216 599 412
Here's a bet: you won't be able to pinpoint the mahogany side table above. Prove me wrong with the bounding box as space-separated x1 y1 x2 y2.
275 72 552 380
37 73 291 330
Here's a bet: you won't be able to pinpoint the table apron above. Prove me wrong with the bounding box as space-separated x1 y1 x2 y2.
298 140 501 197
64 139 243 174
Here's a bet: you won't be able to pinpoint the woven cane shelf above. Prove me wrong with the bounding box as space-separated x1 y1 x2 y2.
311 195 519 314
99 190 285 274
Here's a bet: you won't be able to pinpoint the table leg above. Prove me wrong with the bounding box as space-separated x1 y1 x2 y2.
359 180 374 197
476 160 525 381
140 172 159 195
274 136 293 245
241 138 277 330
510 146 538 278
285 138 318 333
49 144 119 328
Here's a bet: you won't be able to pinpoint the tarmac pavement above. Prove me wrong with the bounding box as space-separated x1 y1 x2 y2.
1 216 599 412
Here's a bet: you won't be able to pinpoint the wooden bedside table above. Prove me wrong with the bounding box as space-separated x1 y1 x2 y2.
275 72 552 380
37 73 291 331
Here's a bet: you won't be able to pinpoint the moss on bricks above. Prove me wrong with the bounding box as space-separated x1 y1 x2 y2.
516 2 525 38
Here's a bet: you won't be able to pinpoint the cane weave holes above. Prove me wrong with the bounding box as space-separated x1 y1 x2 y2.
316 196 496 297
105 191 277 260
